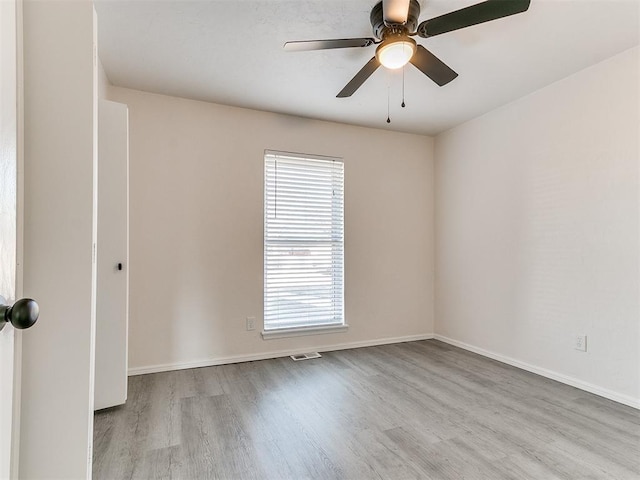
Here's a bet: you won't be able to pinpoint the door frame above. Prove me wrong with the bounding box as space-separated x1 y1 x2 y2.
0 0 24 476
14 0 25 475
12 0 24 476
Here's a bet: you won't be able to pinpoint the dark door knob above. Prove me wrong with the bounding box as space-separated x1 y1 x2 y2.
0 296 39 331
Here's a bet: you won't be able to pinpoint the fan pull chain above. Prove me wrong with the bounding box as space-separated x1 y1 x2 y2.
401 66 406 108
386 86 391 123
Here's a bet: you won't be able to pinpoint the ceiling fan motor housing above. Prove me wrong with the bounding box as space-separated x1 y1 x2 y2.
370 0 421 39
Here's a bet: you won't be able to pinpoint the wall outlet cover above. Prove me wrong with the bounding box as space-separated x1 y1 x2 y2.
246 316 256 331
574 334 587 352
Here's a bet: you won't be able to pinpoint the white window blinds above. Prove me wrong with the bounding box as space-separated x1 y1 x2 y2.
264 151 344 331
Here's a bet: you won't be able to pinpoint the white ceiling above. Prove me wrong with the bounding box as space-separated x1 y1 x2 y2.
95 0 640 136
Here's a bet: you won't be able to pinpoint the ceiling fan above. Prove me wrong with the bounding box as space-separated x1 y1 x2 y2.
284 0 531 97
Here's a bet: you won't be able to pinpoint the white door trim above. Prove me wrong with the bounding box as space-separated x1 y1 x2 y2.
13 0 25 476
0 0 24 476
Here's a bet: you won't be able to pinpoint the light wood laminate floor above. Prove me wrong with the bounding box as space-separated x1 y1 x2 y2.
93 340 640 479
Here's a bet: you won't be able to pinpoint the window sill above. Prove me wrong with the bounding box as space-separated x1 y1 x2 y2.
261 324 349 340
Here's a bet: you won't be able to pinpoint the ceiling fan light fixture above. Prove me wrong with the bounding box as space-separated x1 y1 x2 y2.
376 36 416 69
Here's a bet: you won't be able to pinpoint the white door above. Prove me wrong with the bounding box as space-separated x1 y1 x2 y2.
0 0 20 476
94 100 129 410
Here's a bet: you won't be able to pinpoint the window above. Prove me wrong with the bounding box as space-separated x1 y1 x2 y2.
263 151 344 334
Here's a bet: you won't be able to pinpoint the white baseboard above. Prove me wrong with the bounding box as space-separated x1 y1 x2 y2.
129 332 639 410
434 334 640 410
128 333 435 376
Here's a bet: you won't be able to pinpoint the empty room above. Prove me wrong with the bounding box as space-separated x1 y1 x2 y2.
1 0 639 478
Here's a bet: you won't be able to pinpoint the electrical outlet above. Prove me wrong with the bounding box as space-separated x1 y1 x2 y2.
246 316 256 331
574 335 587 352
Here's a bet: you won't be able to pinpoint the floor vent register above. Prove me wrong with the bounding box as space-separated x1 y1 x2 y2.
290 352 322 361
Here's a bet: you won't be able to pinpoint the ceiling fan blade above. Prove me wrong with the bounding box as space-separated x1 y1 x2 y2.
417 0 531 38
409 45 458 86
383 0 411 25
337 57 381 98
284 38 376 52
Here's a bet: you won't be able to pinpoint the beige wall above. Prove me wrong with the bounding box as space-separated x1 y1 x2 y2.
435 47 640 407
108 86 436 373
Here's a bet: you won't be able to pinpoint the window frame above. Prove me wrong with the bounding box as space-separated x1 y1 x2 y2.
262 150 347 339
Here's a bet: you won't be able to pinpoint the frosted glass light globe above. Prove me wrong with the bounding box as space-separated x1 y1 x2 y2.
376 38 416 69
